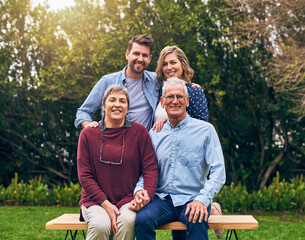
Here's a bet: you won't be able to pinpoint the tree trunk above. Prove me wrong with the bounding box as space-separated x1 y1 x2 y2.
260 127 288 189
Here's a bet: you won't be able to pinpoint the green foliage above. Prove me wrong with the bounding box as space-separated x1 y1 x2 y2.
1 173 49 206
0 0 304 190
255 173 305 212
53 182 81 207
214 172 305 213
1 173 304 213
0 173 81 206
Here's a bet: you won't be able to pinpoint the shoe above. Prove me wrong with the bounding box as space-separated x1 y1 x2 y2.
212 202 224 239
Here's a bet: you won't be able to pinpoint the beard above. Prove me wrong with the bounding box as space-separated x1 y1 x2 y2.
128 60 147 75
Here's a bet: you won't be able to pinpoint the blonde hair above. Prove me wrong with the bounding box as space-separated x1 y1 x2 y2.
156 46 194 85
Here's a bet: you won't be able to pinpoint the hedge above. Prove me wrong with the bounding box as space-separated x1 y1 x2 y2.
1 172 304 212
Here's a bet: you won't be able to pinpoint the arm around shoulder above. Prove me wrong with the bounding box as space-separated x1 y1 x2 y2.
187 86 209 122
75 77 109 128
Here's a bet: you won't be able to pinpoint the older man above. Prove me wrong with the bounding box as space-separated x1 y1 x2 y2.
134 78 226 240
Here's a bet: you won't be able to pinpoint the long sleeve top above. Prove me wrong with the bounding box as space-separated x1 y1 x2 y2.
77 121 158 208
135 115 225 207
74 66 160 130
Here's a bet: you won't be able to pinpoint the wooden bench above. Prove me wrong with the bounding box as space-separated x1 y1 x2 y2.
46 213 258 240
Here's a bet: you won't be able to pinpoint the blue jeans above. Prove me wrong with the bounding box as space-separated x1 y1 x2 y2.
135 196 211 240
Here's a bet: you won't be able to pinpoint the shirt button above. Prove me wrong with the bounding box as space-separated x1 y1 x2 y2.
172 158 174 160
169 184 172 187
172 145 175 147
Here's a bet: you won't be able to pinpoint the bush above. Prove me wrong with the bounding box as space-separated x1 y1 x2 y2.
0 173 81 206
214 172 304 213
0 173 50 206
1 172 304 212
53 182 81 207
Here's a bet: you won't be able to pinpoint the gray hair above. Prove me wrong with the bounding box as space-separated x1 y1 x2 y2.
102 84 130 109
162 78 188 97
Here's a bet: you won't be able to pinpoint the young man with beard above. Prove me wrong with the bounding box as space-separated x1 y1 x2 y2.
75 34 160 130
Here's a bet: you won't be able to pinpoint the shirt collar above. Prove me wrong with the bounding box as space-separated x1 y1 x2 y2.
122 65 150 83
100 118 132 132
166 114 190 129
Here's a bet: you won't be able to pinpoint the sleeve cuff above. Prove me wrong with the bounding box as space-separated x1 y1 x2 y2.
194 194 211 207
99 199 107 206
133 186 144 196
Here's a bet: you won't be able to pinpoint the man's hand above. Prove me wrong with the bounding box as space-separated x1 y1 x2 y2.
81 121 99 128
101 200 121 236
128 190 151 212
185 200 208 224
128 199 142 212
135 190 151 207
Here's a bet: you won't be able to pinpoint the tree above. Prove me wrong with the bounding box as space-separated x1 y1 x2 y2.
221 0 305 188
228 0 305 119
0 0 79 185
0 0 304 189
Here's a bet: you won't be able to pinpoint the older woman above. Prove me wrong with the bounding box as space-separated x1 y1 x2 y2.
154 46 223 239
77 84 158 240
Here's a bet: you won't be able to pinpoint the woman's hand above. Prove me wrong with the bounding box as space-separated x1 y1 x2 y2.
191 83 201 89
152 117 168 132
128 190 151 212
128 199 142 212
101 200 121 236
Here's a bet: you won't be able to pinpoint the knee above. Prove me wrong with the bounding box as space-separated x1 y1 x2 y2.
135 209 155 229
88 222 111 236
120 213 136 229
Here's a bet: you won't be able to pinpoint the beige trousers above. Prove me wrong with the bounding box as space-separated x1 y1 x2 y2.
81 202 136 240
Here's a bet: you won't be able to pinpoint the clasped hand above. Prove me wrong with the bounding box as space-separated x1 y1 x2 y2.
128 190 151 212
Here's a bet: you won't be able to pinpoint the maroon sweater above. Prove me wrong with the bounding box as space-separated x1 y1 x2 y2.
77 122 158 209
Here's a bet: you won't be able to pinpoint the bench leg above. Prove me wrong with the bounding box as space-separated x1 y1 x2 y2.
64 230 86 240
225 229 239 240
82 230 86 239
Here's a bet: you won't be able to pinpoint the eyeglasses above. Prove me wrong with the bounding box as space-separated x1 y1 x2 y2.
162 95 187 102
99 129 125 165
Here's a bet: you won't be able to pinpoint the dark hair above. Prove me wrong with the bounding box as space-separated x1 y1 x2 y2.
127 34 154 54
156 46 194 85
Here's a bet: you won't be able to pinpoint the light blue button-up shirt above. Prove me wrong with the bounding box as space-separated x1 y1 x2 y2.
135 115 225 207
74 66 160 130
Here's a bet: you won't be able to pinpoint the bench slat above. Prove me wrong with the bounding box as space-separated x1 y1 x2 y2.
46 214 258 231
46 214 88 230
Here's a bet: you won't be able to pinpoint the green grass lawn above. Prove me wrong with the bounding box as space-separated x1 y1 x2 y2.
0 206 304 239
